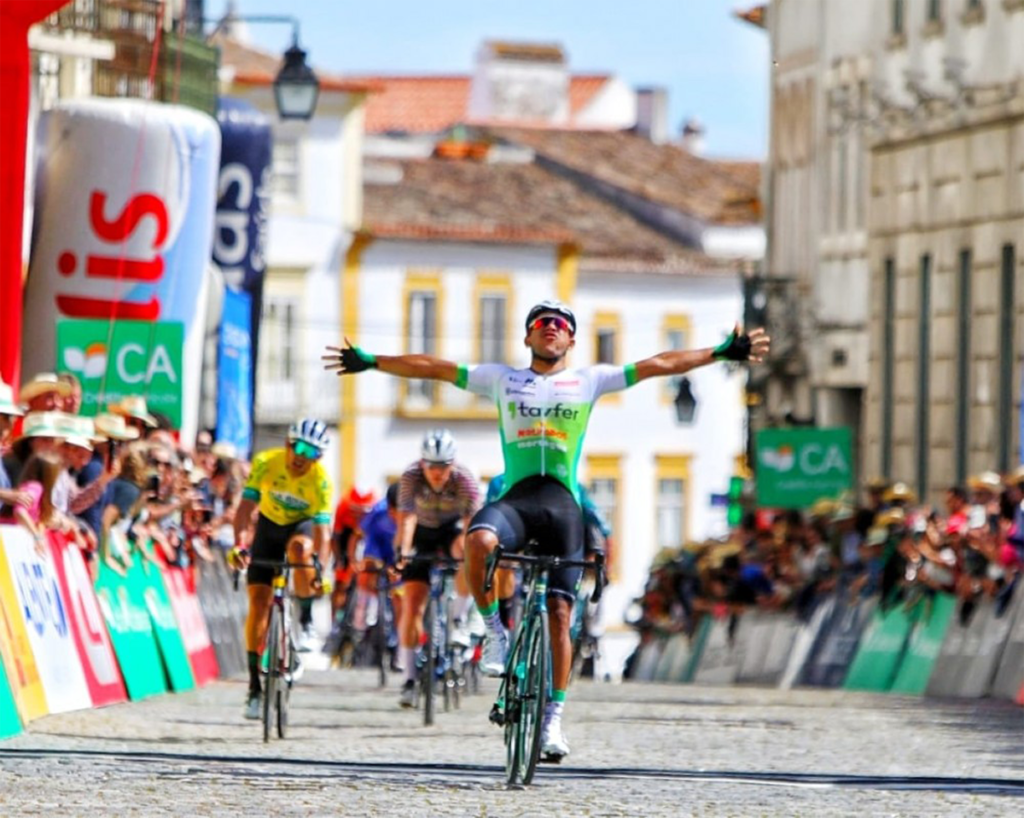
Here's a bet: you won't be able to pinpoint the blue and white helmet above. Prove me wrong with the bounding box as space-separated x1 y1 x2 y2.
288 417 330 450
421 428 456 464
525 299 576 335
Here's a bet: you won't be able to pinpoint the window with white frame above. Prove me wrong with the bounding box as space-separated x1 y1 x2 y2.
656 477 686 549
480 293 507 363
262 297 298 382
407 290 437 402
271 132 300 201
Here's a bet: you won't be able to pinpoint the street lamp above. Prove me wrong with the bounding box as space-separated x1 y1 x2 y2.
207 14 320 120
673 377 697 424
274 40 319 120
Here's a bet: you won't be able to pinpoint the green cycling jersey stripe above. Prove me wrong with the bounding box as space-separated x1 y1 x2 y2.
624 363 638 387
455 364 469 390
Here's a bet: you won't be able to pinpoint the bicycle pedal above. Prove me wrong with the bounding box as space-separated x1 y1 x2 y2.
488 705 505 726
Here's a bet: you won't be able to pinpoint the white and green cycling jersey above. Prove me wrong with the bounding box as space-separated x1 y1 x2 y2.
455 362 640 503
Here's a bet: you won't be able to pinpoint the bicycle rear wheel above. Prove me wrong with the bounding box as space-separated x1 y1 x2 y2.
517 611 548 785
263 605 281 743
421 599 436 726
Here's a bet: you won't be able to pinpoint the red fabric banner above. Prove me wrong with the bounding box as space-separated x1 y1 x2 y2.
162 564 219 686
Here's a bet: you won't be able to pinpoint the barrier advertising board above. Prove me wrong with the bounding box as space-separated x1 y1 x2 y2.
0 528 47 722
843 603 913 692
94 553 167 701
0 659 21 738
133 556 194 693
162 565 218 686
889 594 955 695
0 527 91 713
47 533 127 707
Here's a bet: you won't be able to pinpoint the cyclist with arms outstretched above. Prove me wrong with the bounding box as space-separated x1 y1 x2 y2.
324 301 768 758
230 419 333 719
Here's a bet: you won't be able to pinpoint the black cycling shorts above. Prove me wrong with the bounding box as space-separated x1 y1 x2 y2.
402 519 463 585
248 515 314 586
468 475 584 601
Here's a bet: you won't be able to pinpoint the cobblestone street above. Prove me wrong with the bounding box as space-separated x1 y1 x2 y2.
1 668 1021 816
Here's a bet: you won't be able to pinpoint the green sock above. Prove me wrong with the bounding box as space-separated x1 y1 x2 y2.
478 599 499 617
551 689 567 704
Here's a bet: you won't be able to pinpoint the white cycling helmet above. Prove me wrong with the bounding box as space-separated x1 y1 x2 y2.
421 428 456 464
288 417 330 450
525 299 576 335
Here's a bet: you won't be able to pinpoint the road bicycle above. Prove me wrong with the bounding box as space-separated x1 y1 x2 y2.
235 557 319 743
485 545 604 786
407 555 468 726
359 560 400 688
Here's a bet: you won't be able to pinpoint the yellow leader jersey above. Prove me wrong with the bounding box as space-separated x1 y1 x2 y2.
242 448 333 526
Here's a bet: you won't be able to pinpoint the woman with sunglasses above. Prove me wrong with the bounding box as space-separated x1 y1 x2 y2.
230 417 333 720
324 299 769 760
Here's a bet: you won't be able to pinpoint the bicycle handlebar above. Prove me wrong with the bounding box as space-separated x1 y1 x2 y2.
484 546 606 602
231 554 321 591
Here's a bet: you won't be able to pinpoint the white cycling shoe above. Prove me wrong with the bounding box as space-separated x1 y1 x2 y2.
244 694 261 720
541 718 570 759
480 629 508 677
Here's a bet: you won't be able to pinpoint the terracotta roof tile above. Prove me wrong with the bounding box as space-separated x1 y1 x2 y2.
211 34 380 95
483 127 762 225
349 74 615 134
363 157 731 275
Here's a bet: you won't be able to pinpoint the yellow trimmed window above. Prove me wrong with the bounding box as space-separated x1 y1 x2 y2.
593 310 623 404
586 454 622 581
474 273 514 364
402 270 444 407
654 454 692 549
661 314 692 403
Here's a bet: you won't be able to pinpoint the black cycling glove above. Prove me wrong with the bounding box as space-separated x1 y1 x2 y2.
712 329 753 362
341 344 378 372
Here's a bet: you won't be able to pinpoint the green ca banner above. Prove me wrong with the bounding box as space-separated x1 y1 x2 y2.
132 552 195 693
755 427 853 509
56 319 184 427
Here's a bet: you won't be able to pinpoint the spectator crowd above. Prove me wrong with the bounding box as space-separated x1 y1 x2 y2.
630 469 1024 637
0 372 246 584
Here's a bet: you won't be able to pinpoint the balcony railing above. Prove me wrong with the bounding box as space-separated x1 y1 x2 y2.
39 0 218 116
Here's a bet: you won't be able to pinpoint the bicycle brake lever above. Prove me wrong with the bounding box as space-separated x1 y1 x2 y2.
484 545 503 594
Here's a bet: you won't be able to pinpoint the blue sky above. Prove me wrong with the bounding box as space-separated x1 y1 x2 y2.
206 0 769 159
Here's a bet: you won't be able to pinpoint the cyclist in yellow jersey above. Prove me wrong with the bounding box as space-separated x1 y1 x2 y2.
230 418 333 719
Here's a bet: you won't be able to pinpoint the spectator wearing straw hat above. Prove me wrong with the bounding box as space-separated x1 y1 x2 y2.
4 411 67 495
20 373 72 413
107 395 158 438
0 380 32 512
70 413 140 541
57 372 83 414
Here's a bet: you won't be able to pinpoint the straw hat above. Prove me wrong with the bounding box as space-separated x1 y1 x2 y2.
882 481 916 503
16 411 67 441
831 505 855 522
1008 465 1024 486
876 507 906 528
62 415 100 452
865 527 888 547
20 373 71 404
865 476 890 491
107 395 158 427
93 412 141 441
0 380 24 417
809 497 837 518
966 471 1002 493
211 441 238 460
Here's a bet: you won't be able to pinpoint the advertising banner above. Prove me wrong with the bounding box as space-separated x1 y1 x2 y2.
0 527 47 722
216 288 253 455
24 99 220 440
756 427 853 509
801 597 877 688
94 546 168 701
47 532 127 707
162 565 219 686
843 603 913 692
215 98 272 436
0 527 91 714
57 319 184 427
889 593 955 695
133 554 194 693
0 660 20 738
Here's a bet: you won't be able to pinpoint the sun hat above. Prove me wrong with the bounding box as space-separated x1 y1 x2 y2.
0 380 24 417
211 441 238 460
882 482 916 503
93 412 141 441
966 471 1002 493
51 412 97 451
107 395 158 427
20 373 72 404
16 411 67 441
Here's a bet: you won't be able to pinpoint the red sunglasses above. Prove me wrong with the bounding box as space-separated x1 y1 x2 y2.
530 315 573 334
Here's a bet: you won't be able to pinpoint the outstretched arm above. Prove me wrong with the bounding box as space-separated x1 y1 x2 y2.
631 325 769 383
323 338 459 383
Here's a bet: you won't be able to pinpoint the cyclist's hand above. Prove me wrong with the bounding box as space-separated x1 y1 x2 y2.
323 338 377 374
227 546 250 570
712 324 770 363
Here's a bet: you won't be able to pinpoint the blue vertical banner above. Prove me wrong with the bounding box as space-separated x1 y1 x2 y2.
213 98 271 455
216 289 253 455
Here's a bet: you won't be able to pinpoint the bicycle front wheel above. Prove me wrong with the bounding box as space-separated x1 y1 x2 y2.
517 611 549 785
263 605 281 743
421 599 436 726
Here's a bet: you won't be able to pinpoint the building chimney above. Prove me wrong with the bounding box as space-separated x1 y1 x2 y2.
468 40 569 124
634 87 668 144
680 117 705 155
